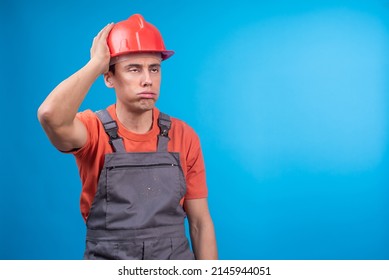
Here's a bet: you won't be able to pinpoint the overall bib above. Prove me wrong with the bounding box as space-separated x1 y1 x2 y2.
83 110 194 260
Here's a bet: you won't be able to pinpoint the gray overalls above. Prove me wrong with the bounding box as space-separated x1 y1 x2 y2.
83 110 195 260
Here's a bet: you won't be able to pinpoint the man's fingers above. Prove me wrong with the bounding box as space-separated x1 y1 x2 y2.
101 23 114 39
95 23 114 40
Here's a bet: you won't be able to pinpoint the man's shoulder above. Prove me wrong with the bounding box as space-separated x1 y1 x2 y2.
165 114 200 143
76 109 97 124
168 115 195 133
77 104 115 123
77 108 95 118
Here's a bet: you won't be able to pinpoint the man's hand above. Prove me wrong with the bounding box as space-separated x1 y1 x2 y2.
90 23 115 75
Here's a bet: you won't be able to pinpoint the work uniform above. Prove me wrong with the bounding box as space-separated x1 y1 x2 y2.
83 110 194 260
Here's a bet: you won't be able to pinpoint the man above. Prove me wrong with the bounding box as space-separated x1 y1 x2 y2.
37 14 217 260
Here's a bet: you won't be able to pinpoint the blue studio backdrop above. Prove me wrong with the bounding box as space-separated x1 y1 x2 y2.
1 0 388 259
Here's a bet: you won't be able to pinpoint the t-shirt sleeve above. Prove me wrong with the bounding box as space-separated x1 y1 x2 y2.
184 128 208 199
65 110 98 159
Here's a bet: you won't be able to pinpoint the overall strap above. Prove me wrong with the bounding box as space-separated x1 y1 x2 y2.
95 110 126 153
157 112 171 152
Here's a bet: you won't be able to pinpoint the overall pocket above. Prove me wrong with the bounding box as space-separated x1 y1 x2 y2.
105 162 183 229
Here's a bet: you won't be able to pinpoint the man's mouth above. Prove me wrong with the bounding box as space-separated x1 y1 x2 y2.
137 92 156 99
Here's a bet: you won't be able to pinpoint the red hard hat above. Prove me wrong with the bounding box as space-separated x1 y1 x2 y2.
107 14 174 62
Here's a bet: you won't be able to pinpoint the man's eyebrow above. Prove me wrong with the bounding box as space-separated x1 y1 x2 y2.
124 63 142 68
123 63 161 68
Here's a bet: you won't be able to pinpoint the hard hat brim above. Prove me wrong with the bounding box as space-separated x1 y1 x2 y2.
109 50 174 66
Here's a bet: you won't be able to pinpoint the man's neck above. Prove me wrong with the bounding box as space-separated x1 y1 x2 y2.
115 104 154 134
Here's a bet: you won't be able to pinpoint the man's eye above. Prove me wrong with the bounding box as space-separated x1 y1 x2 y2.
126 67 139 73
150 68 159 73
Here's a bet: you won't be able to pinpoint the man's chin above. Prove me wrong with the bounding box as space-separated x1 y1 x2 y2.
137 99 157 111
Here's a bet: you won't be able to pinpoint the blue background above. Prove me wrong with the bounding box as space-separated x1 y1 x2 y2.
1 0 388 259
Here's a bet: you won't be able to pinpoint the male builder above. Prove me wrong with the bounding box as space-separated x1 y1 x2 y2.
38 14 217 260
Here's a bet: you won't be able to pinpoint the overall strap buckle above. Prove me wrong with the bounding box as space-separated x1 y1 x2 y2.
95 110 126 153
157 112 171 152
102 120 120 140
158 112 171 137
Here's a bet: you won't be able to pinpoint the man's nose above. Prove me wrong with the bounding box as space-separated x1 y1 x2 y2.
141 71 152 87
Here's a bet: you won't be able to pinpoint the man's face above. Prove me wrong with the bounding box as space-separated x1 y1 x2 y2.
106 52 162 113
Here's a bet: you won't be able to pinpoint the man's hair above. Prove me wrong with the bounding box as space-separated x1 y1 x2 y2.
109 64 116 75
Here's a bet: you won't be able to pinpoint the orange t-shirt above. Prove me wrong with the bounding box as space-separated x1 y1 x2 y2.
71 105 208 221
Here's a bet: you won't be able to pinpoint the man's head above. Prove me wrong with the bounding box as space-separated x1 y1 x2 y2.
104 14 173 113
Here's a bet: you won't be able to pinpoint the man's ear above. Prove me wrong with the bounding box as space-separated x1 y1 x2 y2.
104 72 114 88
